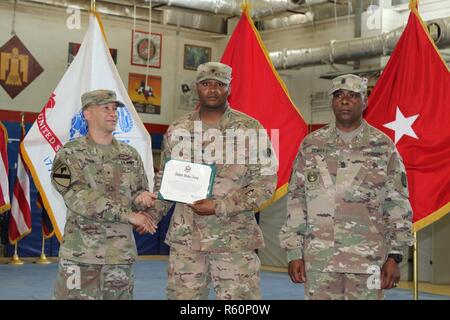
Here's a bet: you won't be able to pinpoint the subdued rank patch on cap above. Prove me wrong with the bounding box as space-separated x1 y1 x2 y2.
307 171 318 183
329 74 368 95
196 62 232 85
81 89 125 110
52 163 72 188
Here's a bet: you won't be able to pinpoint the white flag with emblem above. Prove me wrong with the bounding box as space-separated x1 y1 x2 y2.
21 13 154 240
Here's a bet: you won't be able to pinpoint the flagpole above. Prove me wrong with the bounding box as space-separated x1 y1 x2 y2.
9 243 24 265
412 0 421 301
91 0 96 12
413 231 419 300
35 235 51 264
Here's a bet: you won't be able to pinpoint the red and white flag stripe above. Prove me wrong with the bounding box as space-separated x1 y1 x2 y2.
9 125 31 244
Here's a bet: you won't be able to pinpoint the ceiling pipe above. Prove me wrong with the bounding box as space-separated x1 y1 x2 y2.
14 0 330 25
270 16 450 69
131 0 330 18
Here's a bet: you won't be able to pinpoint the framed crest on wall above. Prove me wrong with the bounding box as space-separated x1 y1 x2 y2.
131 30 162 68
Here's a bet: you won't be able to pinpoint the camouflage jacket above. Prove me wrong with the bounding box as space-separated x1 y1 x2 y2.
150 105 278 252
51 136 149 265
279 120 413 274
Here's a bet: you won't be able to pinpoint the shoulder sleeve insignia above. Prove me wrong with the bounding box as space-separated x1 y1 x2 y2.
52 163 72 188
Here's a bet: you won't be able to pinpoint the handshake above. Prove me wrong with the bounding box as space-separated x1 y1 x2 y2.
128 191 158 235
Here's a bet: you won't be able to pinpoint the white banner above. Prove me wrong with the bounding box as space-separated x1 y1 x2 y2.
22 13 154 240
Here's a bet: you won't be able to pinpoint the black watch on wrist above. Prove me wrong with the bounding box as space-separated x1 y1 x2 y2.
388 254 403 264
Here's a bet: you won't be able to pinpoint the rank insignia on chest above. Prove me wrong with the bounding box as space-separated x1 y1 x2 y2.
307 171 318 183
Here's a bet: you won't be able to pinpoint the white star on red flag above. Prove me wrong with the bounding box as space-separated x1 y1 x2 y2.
383 106 419 144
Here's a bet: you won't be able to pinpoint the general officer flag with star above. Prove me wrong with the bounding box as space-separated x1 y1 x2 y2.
365 0 450 231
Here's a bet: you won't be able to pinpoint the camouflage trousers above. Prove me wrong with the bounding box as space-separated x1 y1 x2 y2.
53 259 134 300
304 271 384 300
167 246 261 300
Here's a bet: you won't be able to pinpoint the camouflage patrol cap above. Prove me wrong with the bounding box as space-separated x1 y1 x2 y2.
329 74 368 95
81 89 125 110
196 62 232 85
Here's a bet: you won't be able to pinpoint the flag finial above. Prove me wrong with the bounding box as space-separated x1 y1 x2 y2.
241 1 250 16
409 0 418 11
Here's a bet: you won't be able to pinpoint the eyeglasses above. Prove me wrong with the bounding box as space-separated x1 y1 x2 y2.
332 90 361 101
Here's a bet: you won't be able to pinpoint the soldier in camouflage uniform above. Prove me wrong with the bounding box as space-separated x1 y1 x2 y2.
148 62 278 300
279 74 414 300
51 89 157 300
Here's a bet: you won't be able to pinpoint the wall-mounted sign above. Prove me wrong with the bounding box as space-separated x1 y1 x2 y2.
0 35 44 99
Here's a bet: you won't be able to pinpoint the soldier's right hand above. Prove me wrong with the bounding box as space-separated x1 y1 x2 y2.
134 191 157 208
129 212 157 235
288 259 306 284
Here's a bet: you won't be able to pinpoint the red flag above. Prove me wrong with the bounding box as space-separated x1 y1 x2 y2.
365 4 450 231
0 121 10 214
221 5 308 205
37 193 54 239
9 121 32 244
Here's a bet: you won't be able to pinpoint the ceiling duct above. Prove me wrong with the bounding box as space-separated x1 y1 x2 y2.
270 16 450 69
16 0 226 33
13 0 335 34
132 0 330 18
263 0 376 30
163 10 227 34
290 0 348 7
12 0 349 34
